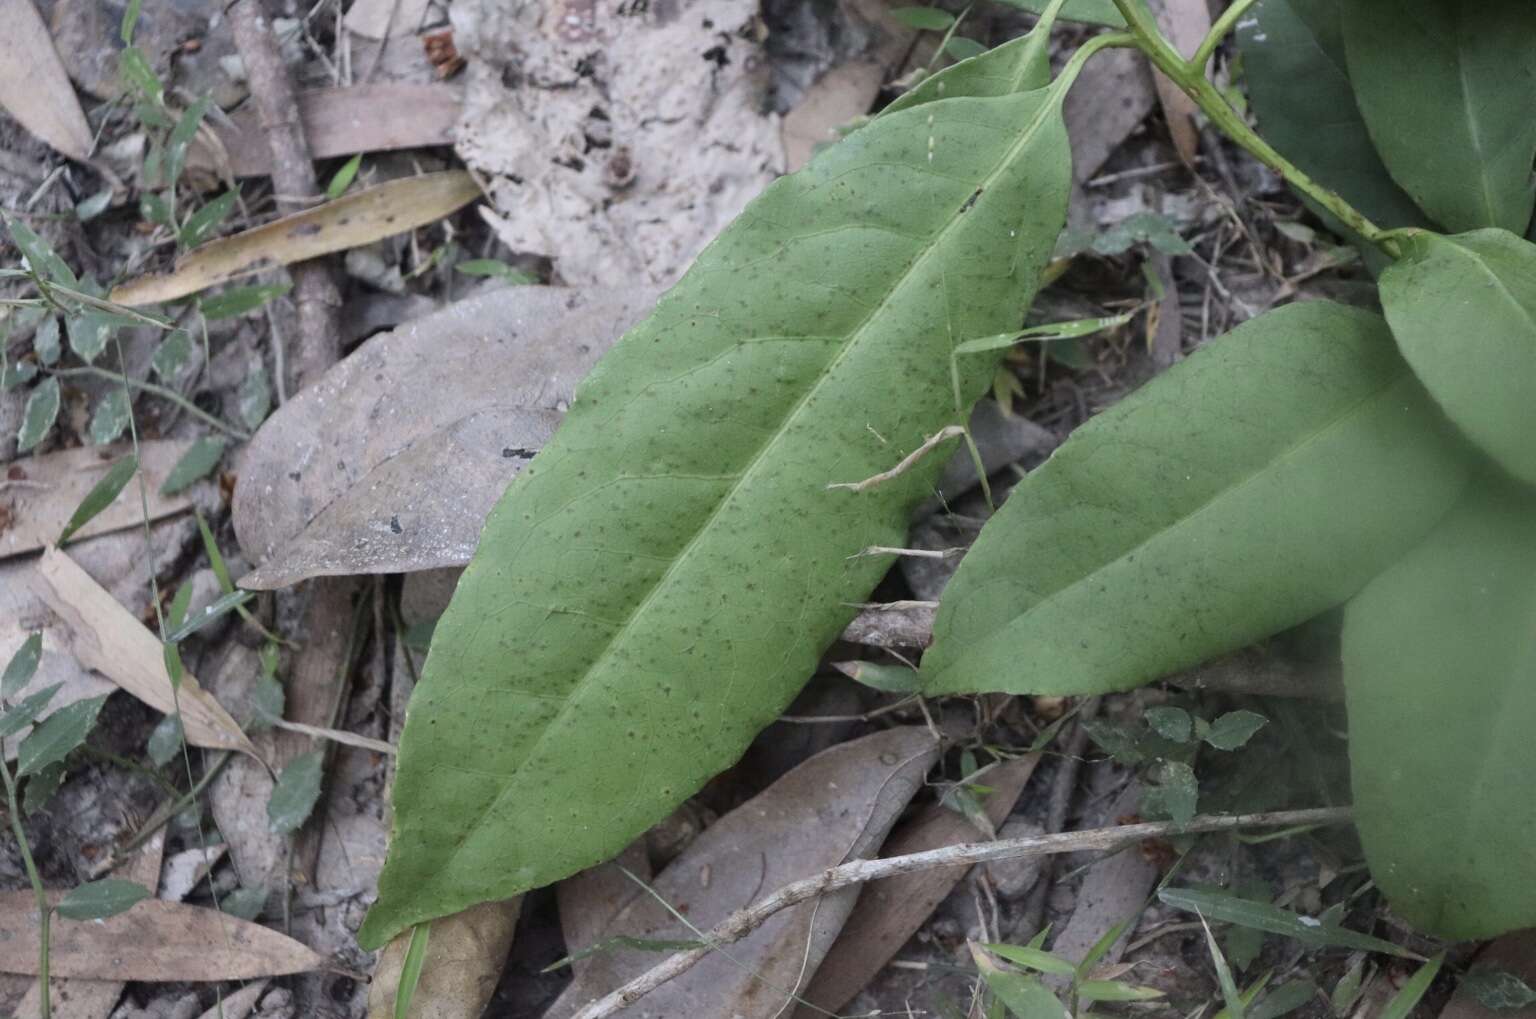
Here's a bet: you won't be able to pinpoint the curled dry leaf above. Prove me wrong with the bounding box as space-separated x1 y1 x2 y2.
31 547 257 758
793 752 1040 1018
0 0 92 159
366 898 522 1019
190 84 460 178
0 442 194 561
0 893 328 981
546 728 940 1019
233 285 660 589
109 171 481 306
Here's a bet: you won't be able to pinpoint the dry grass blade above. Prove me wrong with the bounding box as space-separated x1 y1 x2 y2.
110 171 481 305
31 547 258 758
0 0 92 159
0 442 194 561
0 893 329 980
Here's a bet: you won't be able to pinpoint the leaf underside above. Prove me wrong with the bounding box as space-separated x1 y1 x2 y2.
920 301 1471 697
1343 479 1536 939
1379 229 1536 485
1342 0 1536 233
359 37 1074 947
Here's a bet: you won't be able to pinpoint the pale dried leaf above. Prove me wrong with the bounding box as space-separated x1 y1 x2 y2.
233 285 660 589
1148 0 1211 165
10 833 165 1019
546 728 939 1018
0 0 91 159
366 898 521 1019
1062 46 1156 184
190 85 459 177
0 894 328 980
793 754 1040 1017
193 980 268 1019
31 548 257 757
781 61 884 172
0 442 194 561
344 0 433 38
558 841 652 980
110 172 481 305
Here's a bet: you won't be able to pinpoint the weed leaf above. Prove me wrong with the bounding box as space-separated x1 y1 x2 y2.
57 879 150 920
1159 887 1414 957
18 377 61 453
59 454 137 544
2 633 44 698
17 694 108 777
160 436 226 495
267 750 325 834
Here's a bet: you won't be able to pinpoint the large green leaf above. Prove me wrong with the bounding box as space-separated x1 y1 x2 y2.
1379 229 1536 485
1343 479 1536 939
358 31 1078 948
1342 0 1536 233
1235 0 1427 234
919 301 1470 697
996 0 1124 28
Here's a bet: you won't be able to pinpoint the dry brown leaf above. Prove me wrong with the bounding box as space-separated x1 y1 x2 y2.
344 0 433 38
0 0 91 159
1438 931 1536 1019
558 840 652 981
782 62 884 173
193 980 268 1019
792 753 1040 1018
231 285 660 589
31 547 258 758
0 894 328 981
190 84 459 177
546 727 939 1019
0 442 194 561
1147 0 1211 166
10 833 166 1019
1062 46 1158 184
366 898 521 1019
110 171 481 306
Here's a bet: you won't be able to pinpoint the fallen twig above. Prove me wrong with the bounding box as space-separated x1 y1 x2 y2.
827 425 966 492
1021 695 1099 935
566 806 1354 1019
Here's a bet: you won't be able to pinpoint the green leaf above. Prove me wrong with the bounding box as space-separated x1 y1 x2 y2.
359 39 1077 949
151 330 194 380
179 191 237 249
394 923 430 1019
327 153 364 200
1464 969 1536 1011
200 282 291 320
1142 760 1197 827
1247 980 1316 1019
120 0 142 44
160 437 227 495
1080 718 1143 765
453 258 535 283
1379 956 1443 1019
890 6 955 30
1378 229 1536 485
23 761 66 814
1145 706 1192 743
2 633 43 698
1200 915 1246 1019
1343 480 1536 939
33 316 60 365
972 944 1068 1019
834 661 922 693
884 6 1064 116
57 879 150 920
1203 710 1267 751
139 192 172 228
165 589 254 642
946 37 988 61
0 685 63 739
238 366 271 430
1092 212 1192 256
146 714 184 766
992 0 1123 27
1077 981 1164 1002
166 97 211 187
1235 0 1428 234
267 749 325 834
1076 917 1130 978
1342 1 1536 232
250 672 284 732
220 885 267 921
75 188 114 222
1158 888 1415 957
981 942 1077 977
919 302 1471 698
87 389 132 446
118 47 164 104
5 214 77 286
2 361 38 390
17 694 108 777
59 454 137 544
18 377 61 453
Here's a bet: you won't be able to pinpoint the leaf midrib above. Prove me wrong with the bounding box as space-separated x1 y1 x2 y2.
934 362 1412 686
434 89 1064 873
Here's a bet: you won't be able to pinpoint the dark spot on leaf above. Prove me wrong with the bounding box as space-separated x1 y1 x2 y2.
503 447 536 460
289 223 323 237
390 515 402 534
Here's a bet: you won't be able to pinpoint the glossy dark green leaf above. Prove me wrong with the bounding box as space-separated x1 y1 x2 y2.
87 389 132 446
267 749 324 834
2 633 43 698
1159 887 1415 957
58 454 138 544
1379 229 1536 485
1342 0 1536 232
0 685 62 739
1343 481 1536 939
18 376 61 453
160 436 226 495
919 302 1470 698
17 694 108 777
200 283 291 320
360 27 1077 948
57 879 150 920
1234 0 1426 232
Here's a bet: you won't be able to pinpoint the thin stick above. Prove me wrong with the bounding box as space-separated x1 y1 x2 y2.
1020 696 1098 934
566 806 1354 1019
827 426 966 493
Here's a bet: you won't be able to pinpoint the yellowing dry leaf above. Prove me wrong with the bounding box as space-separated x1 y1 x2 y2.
1 442 194 561
31 547 258 758
367 898 522 1019
0 893 328 980
0 0 91 159
110 171 481 306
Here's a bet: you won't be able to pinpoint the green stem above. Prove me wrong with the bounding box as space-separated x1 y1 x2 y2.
1 758 50 1019
50 366 251 440
1110 0 1395 255
1191 0 1256 73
